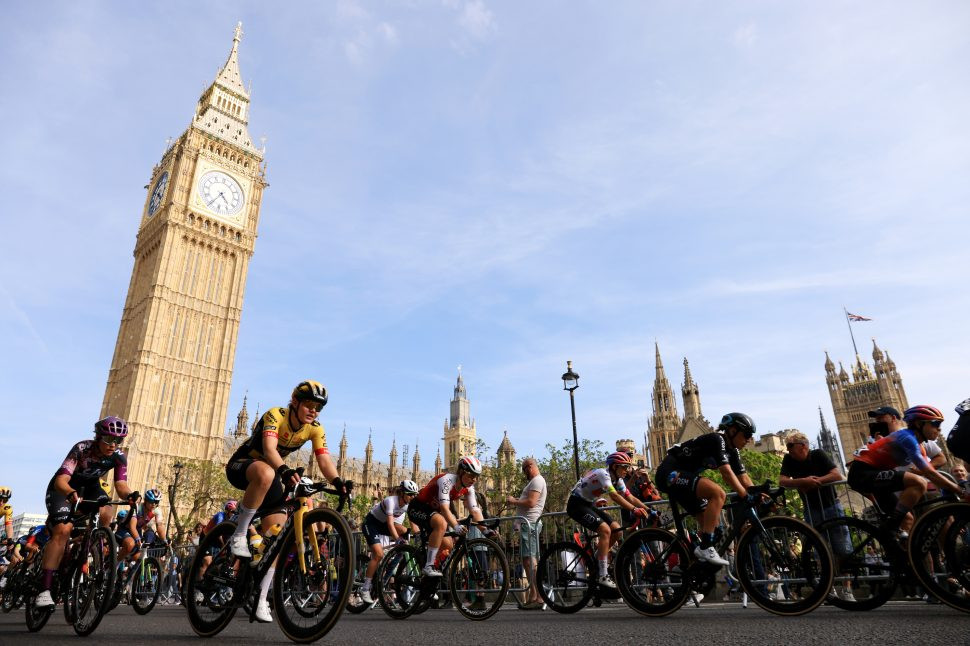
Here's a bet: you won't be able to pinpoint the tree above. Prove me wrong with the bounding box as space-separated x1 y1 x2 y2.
168 458 237 543
539 437 607 512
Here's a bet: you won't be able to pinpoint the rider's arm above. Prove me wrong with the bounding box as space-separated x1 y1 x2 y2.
259 433 287 471
52 473 74 497
916 465 967 498
128 512 139 542
114 480 132 498
383 499 401 540
314 451 339 483
719 464 748 498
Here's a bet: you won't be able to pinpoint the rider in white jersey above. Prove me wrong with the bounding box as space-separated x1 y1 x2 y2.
358 481 418 604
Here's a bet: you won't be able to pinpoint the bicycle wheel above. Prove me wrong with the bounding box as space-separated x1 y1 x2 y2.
186 521 241 637
273 508 354 643
614 528 691 617
346 551 374 614
69 526 117 636
131 556 162 615
909 502 970 613
815 517 896 611
537 541 594 614
375 543 425 619
449 537 509 621
736 516 833 616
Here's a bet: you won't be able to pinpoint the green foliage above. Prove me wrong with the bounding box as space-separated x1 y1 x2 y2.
168 458 237 542
539 437 607 511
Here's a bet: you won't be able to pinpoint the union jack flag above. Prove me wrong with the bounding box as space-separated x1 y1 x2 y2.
846 312 872 322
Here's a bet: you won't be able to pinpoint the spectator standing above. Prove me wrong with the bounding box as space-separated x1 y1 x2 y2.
779 431 855 602
506 457 547 610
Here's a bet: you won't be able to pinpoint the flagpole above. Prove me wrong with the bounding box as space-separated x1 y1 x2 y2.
843 306 859 356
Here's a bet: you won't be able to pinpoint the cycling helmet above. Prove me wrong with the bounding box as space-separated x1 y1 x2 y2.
145 488 162 504
606 451 633 468
95 416 129 438
117 510 129 522
903 405 944 424
292 380 328 406
0 487 10 500
457 456 483 475
718 412 756 438
224 500 238 513
400 480 419 495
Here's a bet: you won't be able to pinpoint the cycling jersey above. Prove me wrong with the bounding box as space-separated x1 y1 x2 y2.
54 440 128 486
368 495 409 524
24 525 50 549
662 432 746 476
131 504 163 533
570 468 630 502
204 510 233 534
230 406 328 462
1 503 11 529
852 428 930 471
414 473 479 511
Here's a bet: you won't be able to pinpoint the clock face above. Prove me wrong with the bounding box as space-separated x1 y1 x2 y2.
147 171 169 217
198 170 245 217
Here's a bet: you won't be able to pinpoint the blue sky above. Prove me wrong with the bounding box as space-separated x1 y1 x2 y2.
2 1 968 514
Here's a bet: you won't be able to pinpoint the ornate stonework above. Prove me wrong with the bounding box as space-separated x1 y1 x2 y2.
100 23 266 495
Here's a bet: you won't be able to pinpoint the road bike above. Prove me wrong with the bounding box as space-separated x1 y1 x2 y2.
818 494 970 613
107 541 166 615
536 513 653 614
375 517 509 621
614 483 834 616
23 498 122 636
186 474 354 643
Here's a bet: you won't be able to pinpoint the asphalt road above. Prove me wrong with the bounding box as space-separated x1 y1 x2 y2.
0 600 965 645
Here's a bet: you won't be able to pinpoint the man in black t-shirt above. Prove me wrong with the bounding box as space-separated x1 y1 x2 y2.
779 431 854 601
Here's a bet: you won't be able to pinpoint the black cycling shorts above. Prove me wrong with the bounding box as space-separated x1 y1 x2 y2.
406 500 438 541
225 458 286 513
361 513 392 547
566 494 614 532
655 460 708 515
45 479 108 526
847 461 906 514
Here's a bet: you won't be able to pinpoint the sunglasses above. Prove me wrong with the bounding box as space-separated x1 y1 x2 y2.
99 435 125 445
927 420 943 428
302 401 324 412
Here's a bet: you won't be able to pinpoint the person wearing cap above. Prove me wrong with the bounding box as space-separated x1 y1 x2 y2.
506 457 547 609
867 406 903 444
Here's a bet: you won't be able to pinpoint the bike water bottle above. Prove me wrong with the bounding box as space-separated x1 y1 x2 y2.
249 534 264 562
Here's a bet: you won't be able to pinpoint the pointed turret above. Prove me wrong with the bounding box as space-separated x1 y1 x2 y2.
681 358 702 420
234 394 249 438
647 343 682 468
387 436 398 489
191 22 259 153
412 441 421 481
816 406 845 474
435 444 443 474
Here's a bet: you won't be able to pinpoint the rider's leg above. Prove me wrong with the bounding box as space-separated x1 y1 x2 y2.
695 478 726 537
426 513 447 566
595 521 611 576
363 542 384 583
232 461 275 543
886 473 926 531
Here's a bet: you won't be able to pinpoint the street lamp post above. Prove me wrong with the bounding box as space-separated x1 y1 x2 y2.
561 360 581 481
166 461 184 540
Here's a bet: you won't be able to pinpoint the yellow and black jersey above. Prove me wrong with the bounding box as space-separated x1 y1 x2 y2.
2 503 12 527
230 406 328 462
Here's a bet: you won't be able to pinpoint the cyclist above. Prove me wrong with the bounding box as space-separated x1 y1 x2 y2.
408 456 489 577
655 412 761 567
121 488 167 560
0 487 13 540
36 416 136 608
115 508 131 543
566 451 653 588
358 480 418 604
848 405 970 530
224 380 345 623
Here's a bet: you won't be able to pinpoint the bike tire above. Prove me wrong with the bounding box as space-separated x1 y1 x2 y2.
909 502 970 613
449 537 509 621
131 556 162 615
614 528 691 617
70 526 117 636
273 507 354 643
736 515 833 616
346 551 374 614
186 521 241 637
816 516 896 611
537 541 594 614
375 543 425 619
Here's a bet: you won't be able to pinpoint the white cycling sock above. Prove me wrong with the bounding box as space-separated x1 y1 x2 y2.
599 557 608 576
233 505 257 538
259 567 275 603
427 547 439 566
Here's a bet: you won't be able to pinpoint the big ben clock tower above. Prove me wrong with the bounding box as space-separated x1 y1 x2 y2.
101 23 267 493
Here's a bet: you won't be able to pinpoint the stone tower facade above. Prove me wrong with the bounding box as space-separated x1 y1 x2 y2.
443 370 477 470
816 407 845 474
647 343 683 468
826 339 908 462
387 438 398 489
101 23 266 493
234 395 249 438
